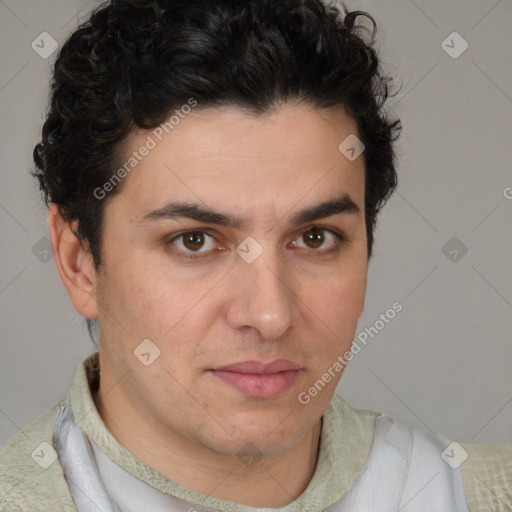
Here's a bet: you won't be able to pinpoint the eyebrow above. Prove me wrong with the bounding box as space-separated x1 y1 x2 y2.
139 193 360 230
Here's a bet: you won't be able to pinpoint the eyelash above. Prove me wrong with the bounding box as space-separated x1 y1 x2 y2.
166 227 346 260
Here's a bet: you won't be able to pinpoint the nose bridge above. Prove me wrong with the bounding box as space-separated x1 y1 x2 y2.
227 240 296 340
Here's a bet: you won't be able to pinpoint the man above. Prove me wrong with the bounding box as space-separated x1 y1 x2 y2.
0 0 510 510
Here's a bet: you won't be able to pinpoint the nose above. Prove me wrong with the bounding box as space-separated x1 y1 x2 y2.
225 249 297 341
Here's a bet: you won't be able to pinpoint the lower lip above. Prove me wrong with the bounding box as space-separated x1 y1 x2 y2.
210 370 300 398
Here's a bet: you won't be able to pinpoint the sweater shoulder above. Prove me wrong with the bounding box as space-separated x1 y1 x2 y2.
0 402 76 511
459 442 512 512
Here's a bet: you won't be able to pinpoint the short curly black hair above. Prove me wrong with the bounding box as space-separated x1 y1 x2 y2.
33 0 401 271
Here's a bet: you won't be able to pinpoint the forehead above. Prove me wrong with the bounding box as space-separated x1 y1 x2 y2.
106 104 365 225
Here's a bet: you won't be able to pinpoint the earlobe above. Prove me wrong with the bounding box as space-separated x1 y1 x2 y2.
48 203 99 319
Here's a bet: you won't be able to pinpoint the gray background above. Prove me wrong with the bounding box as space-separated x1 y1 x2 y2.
0 0 511 450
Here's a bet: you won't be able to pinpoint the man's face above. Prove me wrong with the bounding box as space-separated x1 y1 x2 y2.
93 104 367 458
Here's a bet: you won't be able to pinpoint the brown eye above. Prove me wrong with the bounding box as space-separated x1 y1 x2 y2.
183 231 206 251
293 227 344 252
302 227 325 249
169 230 218 257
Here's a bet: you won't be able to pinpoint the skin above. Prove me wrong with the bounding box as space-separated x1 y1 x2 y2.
49 103 368 507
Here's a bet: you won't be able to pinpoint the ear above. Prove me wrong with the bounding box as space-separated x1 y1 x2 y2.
48 203 99 319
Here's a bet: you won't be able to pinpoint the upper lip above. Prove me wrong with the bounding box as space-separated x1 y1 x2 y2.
212 359 302 374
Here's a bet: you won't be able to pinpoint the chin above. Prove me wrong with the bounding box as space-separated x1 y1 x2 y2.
220 419 308 458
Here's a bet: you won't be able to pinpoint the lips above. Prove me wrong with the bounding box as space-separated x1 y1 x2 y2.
214 359 302 374
210 359 302 398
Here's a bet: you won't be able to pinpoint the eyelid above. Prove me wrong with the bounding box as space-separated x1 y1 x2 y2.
166 225 346 260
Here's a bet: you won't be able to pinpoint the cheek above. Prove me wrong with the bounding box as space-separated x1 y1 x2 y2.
97 250 175 339
303 260 366 351
309 261 366 317
117 262 222 348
